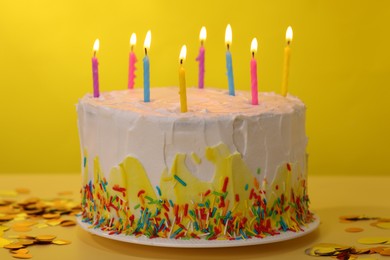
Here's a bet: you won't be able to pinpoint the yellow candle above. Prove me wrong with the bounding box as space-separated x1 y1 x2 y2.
282 26 293 97
179 45 187 113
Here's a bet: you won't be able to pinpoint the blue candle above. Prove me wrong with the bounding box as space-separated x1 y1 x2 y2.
143 30 151 102
143 55 150 102
225 24 235 96
226 49 235 96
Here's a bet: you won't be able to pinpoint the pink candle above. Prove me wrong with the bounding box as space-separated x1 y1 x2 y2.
196 26 206 89
128 33 137 89
250 38 258 105
92 39 100 98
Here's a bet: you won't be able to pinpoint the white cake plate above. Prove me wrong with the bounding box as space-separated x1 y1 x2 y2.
77 213 320 248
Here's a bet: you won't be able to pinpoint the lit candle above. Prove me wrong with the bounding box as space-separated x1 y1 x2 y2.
92 39 100 98
250 38 258 105
179 45 187 113
225 24 235 96
281 26 293 97
128 33 137 89
196 26 206 89
143 30 151 102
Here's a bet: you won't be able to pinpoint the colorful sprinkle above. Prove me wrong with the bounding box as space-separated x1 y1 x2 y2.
174 174 187 187
156 186 162 196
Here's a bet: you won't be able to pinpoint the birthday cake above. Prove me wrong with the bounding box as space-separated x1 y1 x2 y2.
77 87 314 241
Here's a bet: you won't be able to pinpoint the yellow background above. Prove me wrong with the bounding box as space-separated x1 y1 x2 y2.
0 0 389 176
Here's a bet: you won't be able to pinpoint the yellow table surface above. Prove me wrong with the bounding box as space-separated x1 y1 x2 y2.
1 174 390 259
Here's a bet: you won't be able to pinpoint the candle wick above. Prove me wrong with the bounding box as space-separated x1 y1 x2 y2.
201 40 204 46
252 52 255 58
287 40 291 46
93 50 97 57
131 46 134 52
227 44 230 51
180 59 183 65
144 48 148 56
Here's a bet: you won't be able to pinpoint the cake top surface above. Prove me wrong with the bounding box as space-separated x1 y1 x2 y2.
79 87 305 118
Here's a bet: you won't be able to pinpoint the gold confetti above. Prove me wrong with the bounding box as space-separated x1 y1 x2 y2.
11 248 29 254
0 237 13 248
46 219 62 226
60 220 76 227
357 237 389 245
52 239 72 245
0 225 10 232
11 253 33 259
380 248 390 256
0 190 18 197
4 242 25 250
18 239 35 246
345 227 364 233
12 226 32 233
42 213 61 219
376 222 390 229
35 234 56 243
57 191 73 196
36 223 49 229
0 215 15 222
15 188 30 195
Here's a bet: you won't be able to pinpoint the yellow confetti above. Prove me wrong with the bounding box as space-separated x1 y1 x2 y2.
36 223 49 228
376 222 390 229
357 237 389 245
0 237 13 247
0 225 10 232
0 190 18 197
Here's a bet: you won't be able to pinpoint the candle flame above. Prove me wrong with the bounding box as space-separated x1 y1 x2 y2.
144 30 151 51
200 26 207 42
130 33 137 47
250 38 258 54
286 26 293 44
225 24 232 47
179 45 187 63
93 39 100 54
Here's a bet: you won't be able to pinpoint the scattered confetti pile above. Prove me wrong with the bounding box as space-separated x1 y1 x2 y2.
305 243 390 258
305 214 390 259
0 188 78 259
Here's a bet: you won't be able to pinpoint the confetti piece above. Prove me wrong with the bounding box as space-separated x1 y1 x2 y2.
0 237 13 248
357 237 389 245
0 215 15 222
18 240 35 246
376 222 390 229
0 225 10 232
11 249 29 254
345 227 364 233
11 253 33 259
46 219 62 226
15 188 30 194
0 190 18 197
380 248 390 256
314 247 337 256
60 220 76 227
35 234 56 243
42 213 61 219
52 239 72 245
12 226 32 232
4 242 25 250
36 223 49 228
57 191 73 196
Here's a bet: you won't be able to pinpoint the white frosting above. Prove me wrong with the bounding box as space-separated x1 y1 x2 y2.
77 87 307 187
